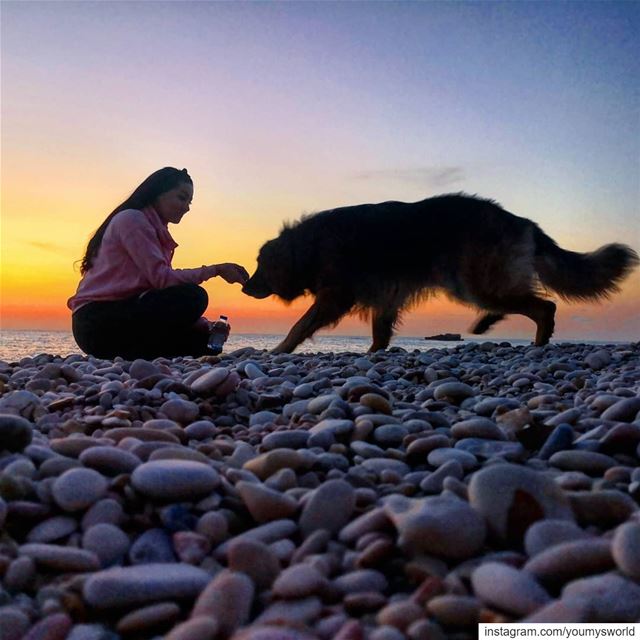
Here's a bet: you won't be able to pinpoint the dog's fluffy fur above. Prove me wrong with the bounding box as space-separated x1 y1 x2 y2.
242 194 639 353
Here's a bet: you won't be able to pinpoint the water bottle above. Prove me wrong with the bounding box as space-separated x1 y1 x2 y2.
208 315 229 354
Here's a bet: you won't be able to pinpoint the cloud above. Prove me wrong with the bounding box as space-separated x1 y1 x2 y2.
570 315 594 324
353 166 466 189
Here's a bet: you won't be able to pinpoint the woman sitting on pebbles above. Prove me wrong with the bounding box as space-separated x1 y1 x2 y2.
68 167 249 359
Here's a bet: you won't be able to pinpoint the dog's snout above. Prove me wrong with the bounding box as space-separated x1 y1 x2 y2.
241 271 272 299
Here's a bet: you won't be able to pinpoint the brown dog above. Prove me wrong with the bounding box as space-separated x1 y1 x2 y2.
242 194 638 353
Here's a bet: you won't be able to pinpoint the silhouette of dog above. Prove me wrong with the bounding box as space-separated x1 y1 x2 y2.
242 194 638 353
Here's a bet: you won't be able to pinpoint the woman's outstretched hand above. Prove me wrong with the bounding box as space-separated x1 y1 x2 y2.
214 263 250 285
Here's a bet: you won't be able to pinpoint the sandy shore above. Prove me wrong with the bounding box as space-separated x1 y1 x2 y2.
0 341 639 638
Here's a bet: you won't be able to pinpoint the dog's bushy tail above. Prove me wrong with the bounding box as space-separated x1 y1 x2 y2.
534 227 639 302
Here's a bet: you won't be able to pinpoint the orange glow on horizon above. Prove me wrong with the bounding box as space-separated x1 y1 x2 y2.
2 145 639 342
2 171 639 340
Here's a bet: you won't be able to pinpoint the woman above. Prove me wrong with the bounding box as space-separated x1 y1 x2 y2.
68 167 249 359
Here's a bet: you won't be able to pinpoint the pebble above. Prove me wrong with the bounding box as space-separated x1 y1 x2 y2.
243 448 305 479
376 600 424 631
217 519 297 557
196 511 228 544
419 460 464 494
455 438 525 461
103 426 179 443
236 480 298 523
568 489 637 527
451 417 505 440
129 359 160 380
4 556 36 592
373 424 407 446
309 418 354 438
433 382 475 403
255 596 322 626
272 564 328 598
468 462 574 543
232 625 318 640
612 521 640 579
427 447 478 470
538 424 575 460
524 519 592 557
524 539 614 586
129 528 175 564
26 516 77 543
360 458 410 476
131 460 219 501
0 342 638 635
262 430 310 450
22 613 72 640
78 446 141 475
369 625 405 640
522 598 591 623
20 543 100 571
360 393 392 414
299 479 355 537
159 399 200 423
548 450 618 475
385 494 486 559
0 414 33 452
584 349 611 370
67 624 115 640
184 420 217 439
471 562 551 616
228 539 281 588
81 498 125 530
190 367 229 394
82 523 130 567
83 563 212 608
116 601 181 634
173 531 210 564
426 595 481 626
191 570 255 636
0 606 30 640
333 569 388 594
150 446 211 464
600 397 640 422
562 573 640 622
51 468 108 512
165 616 219 640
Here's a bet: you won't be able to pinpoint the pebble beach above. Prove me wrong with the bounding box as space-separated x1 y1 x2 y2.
1 341 640 639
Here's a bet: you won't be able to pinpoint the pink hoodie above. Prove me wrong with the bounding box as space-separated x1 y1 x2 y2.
68 206 212 312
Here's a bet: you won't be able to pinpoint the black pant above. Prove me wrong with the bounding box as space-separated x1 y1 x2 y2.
72 284 210 359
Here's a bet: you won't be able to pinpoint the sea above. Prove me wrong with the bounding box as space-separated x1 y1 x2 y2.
0 329 629 362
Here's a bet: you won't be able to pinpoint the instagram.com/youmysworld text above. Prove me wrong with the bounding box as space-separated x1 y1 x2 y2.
479 624 639 639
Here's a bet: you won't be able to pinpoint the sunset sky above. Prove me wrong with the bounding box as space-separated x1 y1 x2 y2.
2 1 639 341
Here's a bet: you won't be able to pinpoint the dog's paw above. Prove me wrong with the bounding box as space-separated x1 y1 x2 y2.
470 312 505 335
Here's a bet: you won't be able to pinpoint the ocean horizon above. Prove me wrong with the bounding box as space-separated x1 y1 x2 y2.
0 328 634 362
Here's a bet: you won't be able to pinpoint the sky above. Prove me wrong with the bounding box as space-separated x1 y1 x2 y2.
2 0 639 341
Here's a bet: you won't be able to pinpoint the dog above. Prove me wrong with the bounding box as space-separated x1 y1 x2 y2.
242 194 638 353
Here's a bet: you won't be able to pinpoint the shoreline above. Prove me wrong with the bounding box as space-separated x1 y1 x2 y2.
0 341 639 637
2 329 638 365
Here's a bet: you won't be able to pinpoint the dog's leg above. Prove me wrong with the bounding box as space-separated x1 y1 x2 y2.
272 288 354 354
469 312 505 335
479 295 556 346
529 299 556 346
370 307 399 351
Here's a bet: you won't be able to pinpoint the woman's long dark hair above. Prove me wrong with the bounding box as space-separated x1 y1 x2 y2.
79 167 192 274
